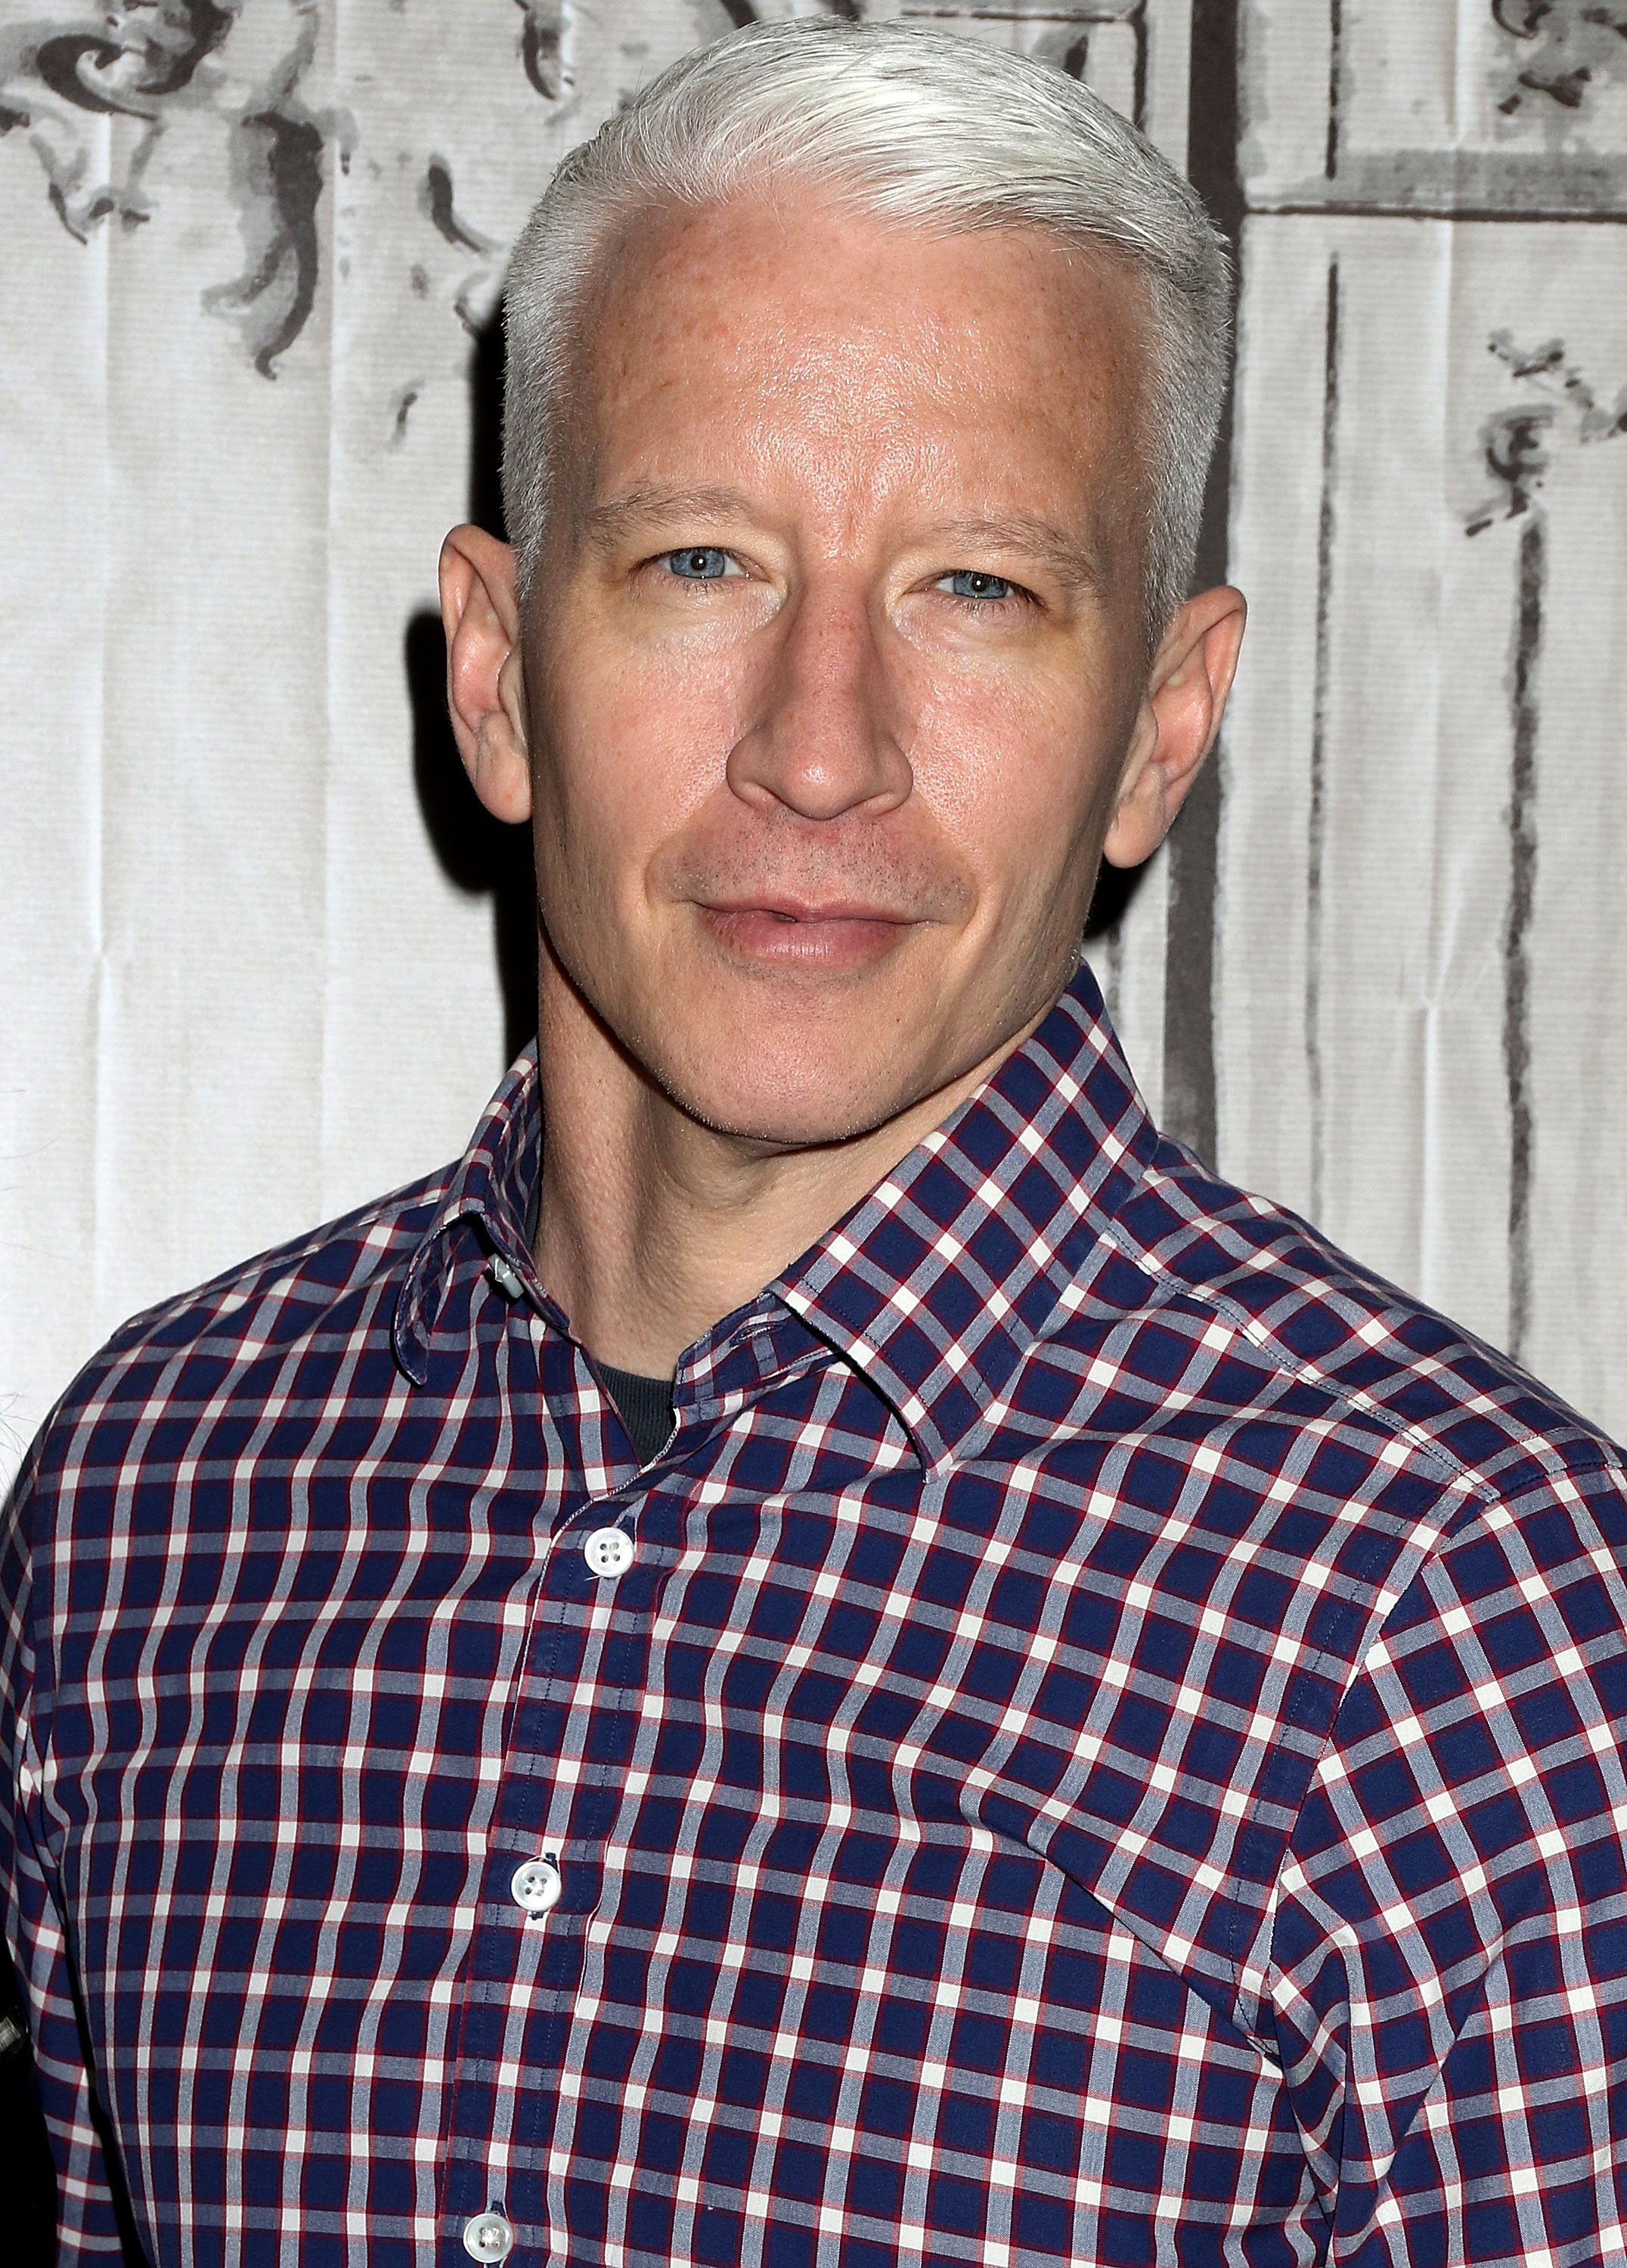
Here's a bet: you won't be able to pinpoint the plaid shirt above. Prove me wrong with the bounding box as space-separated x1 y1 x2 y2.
5 966 1627 2268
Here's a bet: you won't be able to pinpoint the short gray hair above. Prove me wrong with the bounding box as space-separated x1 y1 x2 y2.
501 18 1232 640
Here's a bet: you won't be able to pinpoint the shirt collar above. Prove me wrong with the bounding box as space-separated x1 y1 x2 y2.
394 961 1157 1459
772 961 1157 1467
391 1043 543 1384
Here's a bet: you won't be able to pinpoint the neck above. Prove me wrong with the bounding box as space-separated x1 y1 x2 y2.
530 959 1039 1379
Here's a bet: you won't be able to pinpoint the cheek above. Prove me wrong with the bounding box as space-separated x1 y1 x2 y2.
531 641 741 885
909 664 1129 881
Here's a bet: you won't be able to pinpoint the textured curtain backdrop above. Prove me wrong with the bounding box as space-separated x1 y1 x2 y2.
2 0 1623 1486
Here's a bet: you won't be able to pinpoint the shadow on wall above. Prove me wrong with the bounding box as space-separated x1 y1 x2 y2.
1083 859 1139 940
403 297 1144 1067
405 305 540 1067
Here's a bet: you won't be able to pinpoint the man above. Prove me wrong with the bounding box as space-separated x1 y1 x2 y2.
5 18 1626 2266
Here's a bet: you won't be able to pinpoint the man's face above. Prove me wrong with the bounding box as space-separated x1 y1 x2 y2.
521 193 1161 1147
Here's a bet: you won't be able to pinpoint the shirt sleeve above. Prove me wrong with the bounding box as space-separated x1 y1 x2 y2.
0 1438 136 2259
1254 1451 1627 2264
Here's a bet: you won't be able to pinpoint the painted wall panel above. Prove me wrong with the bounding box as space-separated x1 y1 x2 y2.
1221 212 1627 1425
1241 0 1627 212
0 148 107 1478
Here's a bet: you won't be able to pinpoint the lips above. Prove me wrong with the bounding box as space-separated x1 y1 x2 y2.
697 898 916 971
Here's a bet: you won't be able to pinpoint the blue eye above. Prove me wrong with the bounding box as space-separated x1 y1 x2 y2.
663 547 731 581
941 569 1015 601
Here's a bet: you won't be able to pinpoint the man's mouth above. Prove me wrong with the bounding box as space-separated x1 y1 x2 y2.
696 897 918 971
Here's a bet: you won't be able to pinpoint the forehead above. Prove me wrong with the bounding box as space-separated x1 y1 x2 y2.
573 193 1151 534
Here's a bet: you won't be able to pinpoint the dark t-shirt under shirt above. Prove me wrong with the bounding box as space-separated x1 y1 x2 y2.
596 1362 674 1464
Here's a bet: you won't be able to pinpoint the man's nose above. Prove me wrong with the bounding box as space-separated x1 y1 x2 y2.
725 580 913 822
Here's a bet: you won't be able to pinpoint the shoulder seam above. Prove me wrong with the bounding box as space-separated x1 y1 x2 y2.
1093 1225 1501 1511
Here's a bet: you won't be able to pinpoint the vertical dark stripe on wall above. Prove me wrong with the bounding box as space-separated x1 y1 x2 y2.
1325 0 1343 179
1505 516 1543 1362
1306 259 1342 1225
1131 0 1150 132
1163 0 1243 1163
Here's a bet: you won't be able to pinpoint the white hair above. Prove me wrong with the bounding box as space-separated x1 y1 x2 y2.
501 17 1232 640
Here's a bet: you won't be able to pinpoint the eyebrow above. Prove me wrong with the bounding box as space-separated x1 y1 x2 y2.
580 488 1105 592
580 485 755 547
926 515 1105 594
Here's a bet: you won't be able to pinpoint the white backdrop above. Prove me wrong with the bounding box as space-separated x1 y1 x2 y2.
2 0 1624 1486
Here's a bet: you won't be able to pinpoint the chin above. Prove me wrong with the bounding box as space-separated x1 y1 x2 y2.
653 1040 922 1153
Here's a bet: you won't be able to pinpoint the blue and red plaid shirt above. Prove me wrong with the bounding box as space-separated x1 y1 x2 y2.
5 965 1627 2266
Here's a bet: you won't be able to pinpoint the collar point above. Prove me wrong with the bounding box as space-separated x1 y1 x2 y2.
390 1284 432 1388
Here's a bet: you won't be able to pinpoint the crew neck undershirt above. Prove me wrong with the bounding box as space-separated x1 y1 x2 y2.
523 1171 675 1463
594 1362 677 1465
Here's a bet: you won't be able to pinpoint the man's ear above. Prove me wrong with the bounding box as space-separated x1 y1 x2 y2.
439 525 532 825
1102 584 1247 870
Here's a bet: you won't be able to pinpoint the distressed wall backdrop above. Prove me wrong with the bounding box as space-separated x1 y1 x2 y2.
2 0 1624 1483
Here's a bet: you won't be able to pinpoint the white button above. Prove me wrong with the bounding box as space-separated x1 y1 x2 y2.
463 2210 515 2261
583 1526 635 1578
511 1853 562 1916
